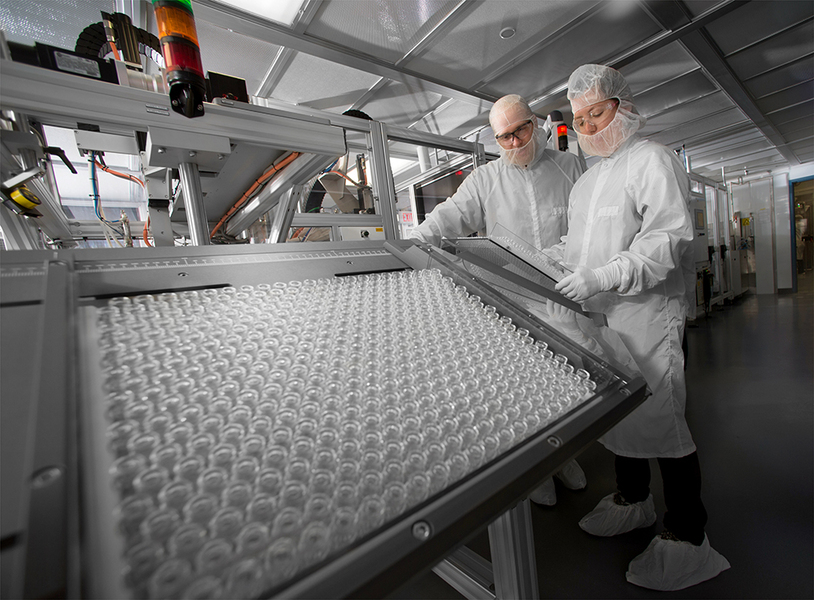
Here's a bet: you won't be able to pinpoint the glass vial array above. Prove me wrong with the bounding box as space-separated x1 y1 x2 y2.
97 269 595 599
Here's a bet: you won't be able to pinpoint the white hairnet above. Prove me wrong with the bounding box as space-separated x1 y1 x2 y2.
489 94 534 132
489 94 542 167
567 64 646 157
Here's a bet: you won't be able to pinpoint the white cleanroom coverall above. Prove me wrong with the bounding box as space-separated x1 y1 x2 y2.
551 134 696 458
410 142 585 250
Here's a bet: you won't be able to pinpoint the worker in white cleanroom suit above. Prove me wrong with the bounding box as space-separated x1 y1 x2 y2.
548 63 730 590
411 94 587 506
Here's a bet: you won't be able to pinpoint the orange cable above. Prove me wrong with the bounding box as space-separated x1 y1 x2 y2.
94 160 152 246
143 216 153 247
109 41 122 61
209 152 301 239
327 170 362 188
94 161 145 188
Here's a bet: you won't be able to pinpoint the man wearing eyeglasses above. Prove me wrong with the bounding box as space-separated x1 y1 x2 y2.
410 94 587 505
410 94 585 253
548 64 730 590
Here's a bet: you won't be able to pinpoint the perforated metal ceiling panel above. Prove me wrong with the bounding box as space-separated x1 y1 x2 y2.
701 1 814 168
195 19 282 96
745 55 814 100
412 98 492 138
633 70 717 118
305 0 459 64
269 51 382 110
681 0 723 19
357 80 445 127
405 0 600 91
777 117 813 144
725 21 813 81
0 0 111 51
618 43 699 95
703 0 813 57
687 128 768 162
790 139 814 162
479 3 663 101
643 93 743 140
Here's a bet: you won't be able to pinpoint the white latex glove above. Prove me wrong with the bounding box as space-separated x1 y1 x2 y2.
555 262 622 301
546 299 579 330
555 266 602 301
546 299 585 342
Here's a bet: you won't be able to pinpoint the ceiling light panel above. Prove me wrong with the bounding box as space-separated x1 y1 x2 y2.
195 18 282 97
209 0 308 27
305 0 459 65
270 51 381 111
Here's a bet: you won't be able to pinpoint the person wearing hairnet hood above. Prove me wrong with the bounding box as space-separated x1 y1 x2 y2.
411 94 587 506
545 64 730 590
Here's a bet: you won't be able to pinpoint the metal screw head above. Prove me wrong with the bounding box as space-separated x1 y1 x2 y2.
157 147 165 154
178 272 188 277
217 154 225 160
188 151 197 158
346 260 353 265
547 436 562 448
171 99 179 106
412 521 431 540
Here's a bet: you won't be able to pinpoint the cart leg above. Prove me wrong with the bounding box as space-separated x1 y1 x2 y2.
488 499 539 600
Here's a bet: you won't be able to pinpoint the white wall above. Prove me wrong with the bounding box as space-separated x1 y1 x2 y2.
730 163 814 294
788 164 814 181
731 178 776 294
773 173 793 290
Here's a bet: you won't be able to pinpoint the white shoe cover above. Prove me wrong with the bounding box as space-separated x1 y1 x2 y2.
555 460 587 490
579 493 656 536
626 533 731 591
529 478 556 505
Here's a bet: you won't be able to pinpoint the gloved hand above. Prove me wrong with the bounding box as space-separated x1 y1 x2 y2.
555 262 622 301
546 299 586 343
546 299 579 329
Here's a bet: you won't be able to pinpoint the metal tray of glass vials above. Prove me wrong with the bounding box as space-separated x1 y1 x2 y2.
76 243 645 599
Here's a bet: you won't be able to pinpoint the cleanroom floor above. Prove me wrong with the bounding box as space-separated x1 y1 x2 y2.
388 269 814 600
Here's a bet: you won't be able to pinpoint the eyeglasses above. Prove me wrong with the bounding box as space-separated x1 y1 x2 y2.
572 100 618 133
494 120 533 148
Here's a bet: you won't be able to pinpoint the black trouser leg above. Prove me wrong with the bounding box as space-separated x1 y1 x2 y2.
615 455 651 503
657 452 707 545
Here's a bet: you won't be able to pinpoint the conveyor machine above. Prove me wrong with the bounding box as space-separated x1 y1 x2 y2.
0 239 646 599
